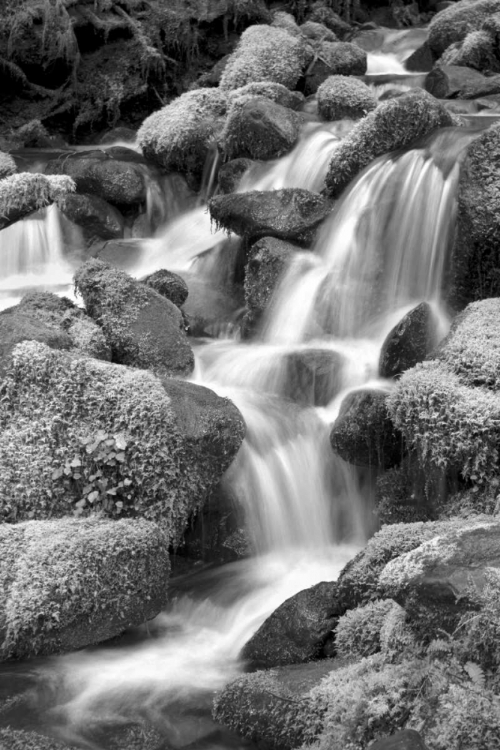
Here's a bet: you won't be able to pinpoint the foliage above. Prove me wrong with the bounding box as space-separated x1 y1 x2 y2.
335 599 400 658
0 173 75 224
219 25 306 91
0 151 16 180
317 75 377 121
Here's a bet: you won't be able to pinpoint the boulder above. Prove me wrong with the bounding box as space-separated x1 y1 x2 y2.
45 149 147 207
218 158 256 194
404 41 436 73
300 20 337 43
0 173 75 229
142 269 189 308
210 189 333 247
317 75 377 121
425 64 500 98
284 349 344 406
324 90 453 198
304 41 367 95
306 5 352 38
368 730 430 750
74 259 194 376
330 389 402 468
221 96 300 160
243 236 296 335
0 341 245 539
380 521 500 635
57 192 124 244
241 581 342 669
138 89 228 183
231 81 305 110
0 517 169 659
428 0 500 57
448 123 500 307
219 25 306 91
379 302 436 379
441 29 500 72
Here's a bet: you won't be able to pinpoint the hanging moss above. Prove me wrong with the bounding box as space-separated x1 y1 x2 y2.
0 172 75 228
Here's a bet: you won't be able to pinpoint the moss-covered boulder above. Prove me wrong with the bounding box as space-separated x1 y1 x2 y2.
0 151 16 180
210 189 333 247
317 75 377 121
306 4 351 38
221 96 300 160
0 517 169 659
231 82 305 110
241 582 341 670
57 192 125 245
45 148 147 208
324 90 453 198
300 20 337 43
330 389 402 469
304 41 367 96
284 349 345 407
218 158 256 194
448 123 500 308
0 173 75 230
219 25 306 91
379 302 436 380
142 269 189 308
0 341 245 537
428 0 500 57
138 89 228 183
74 259 194 376
441 29 500 72
335 599 402 659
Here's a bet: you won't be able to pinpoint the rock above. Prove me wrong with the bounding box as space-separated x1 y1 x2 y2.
448 122 500 307
0 173 75 230
304 41 367 95
369 730 430 750
405 41 435 73
243 236 296 336
441 29 500 72
0 151 16 179
219 25 306 91
197 55 231 87
379 302 436 379
138 89 228 183
218 158 256 194
284 349 344 406
375 456 436 526
57 192 124 245
210 189 333 247
45 149 147 207
74 259 194 376
0 340 245 538
221 96 300 161
142 269 189 308
425 64 500 98
306 5 352 38
0 517 169 659
428 0 500 57
241 581 342 669
231 82 305 110
379 521 500 636
324 90 453 198
300 20 337 43
271 10 302 37
330 389 402 468
317 75 377 121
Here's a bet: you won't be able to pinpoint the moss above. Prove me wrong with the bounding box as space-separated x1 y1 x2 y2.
375 455 440 526
300 21 337 43
219 24 306 91
324 90 453 198
0 728 74 750
428 0 500 57
138 88 228 179
0 151 16 180
441 29 499 72
0 516 169 659
221 95 300 160
335 599 400 659
0 172 75 228
317 75 376 121
271 10 302 37
231 81 305 110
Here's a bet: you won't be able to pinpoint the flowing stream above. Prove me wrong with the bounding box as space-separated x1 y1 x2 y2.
0 29 495 750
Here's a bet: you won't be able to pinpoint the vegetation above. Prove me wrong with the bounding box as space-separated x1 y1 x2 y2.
0 728 74 750
231 81 305 110
0 173 75 227
317 75 377 121
0 151 16 180
335 599 400 658
428 0 500 56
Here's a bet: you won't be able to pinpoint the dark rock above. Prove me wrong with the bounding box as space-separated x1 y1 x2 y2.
306 5 352 38
369 729 430 750
305 41 367 95
57 192 124 244
210 189 333 247
241 581 342 669
330 389 402 468
379 302 436 379
218 158 256 194
324 90 453 198
425 64 500 99
0 517 169 659
197 55 231 87
74 259 194 376
231 82 305 111
142 269 189 308
428 0 500 57
284 349 344 406
221 96 300 161
45 149 148 207
405 41 436 72
243 237 296 336
317 75 377 121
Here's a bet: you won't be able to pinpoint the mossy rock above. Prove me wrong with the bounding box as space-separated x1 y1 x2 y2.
324 90 453 198
375 456 438 526
209 189 333 247
304 41 367 96
221 96 300 160
0 340 245 538
138 89 228 183
74 259 194 376
0 151 16 180
142 269 189 308
219 24 306 91
441 29 500 72
448 123 500 308
300 20 337 43
218 158 256 194
57 192 125 245
335 598 401 659
306 5 352 37
317 75 377 121
428 0 500 57
0 517 169 659
0 173 75 229
231 81 305 110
